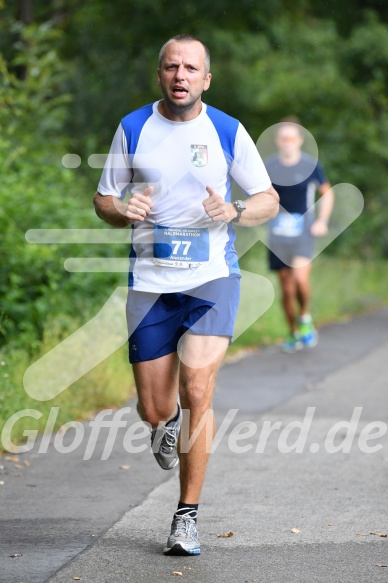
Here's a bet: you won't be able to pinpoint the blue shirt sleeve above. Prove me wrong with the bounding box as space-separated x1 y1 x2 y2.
313 161 327 186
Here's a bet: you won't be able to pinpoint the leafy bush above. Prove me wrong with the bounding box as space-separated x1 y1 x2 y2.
0 21 123 348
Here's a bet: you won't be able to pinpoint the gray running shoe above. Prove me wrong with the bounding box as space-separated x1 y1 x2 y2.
151 404 181 470
164 511 201 556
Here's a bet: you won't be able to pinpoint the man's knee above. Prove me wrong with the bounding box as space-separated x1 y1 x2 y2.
293 272 310 289
138 400 176 428
180 379 212 411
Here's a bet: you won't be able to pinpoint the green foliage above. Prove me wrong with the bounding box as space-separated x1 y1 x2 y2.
0 19 123 347
197 16 386 257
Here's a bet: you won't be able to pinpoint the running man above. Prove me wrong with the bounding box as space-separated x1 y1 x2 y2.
265 118 334 353
93 35 279 556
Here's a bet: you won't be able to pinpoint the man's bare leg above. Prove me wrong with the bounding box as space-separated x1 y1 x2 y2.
278 267 297 333
177 334 229 503
133 352 180 428
292 257 312 317
292 257 318 346
133 335 229 555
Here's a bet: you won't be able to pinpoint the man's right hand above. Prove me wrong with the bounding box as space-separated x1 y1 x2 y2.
123 186 154 222
94 187 154 228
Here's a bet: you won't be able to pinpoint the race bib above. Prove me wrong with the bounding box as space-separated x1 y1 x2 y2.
271 213 304 237
153 225 210 268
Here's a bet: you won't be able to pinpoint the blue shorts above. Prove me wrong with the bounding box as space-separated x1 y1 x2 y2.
126 274 241 363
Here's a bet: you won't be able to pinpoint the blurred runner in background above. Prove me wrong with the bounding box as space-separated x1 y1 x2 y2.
265 117 334 353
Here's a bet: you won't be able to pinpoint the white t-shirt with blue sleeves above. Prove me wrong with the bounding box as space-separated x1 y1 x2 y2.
98 101 271 293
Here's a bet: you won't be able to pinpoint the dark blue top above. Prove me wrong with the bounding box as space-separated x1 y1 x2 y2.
265 153 327 214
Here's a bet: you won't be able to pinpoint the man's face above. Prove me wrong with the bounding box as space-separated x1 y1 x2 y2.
276 124 304 157
158 41 211 114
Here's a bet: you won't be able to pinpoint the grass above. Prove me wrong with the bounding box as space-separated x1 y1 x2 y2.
0 315 133 452
1 248 387 450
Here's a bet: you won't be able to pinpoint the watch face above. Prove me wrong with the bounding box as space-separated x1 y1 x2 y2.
236 200 246 211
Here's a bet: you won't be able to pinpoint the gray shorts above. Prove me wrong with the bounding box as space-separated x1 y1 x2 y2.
268 211 314 270
268 232 314 270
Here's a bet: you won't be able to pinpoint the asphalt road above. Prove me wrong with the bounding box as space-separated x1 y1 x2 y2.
1 308 388 583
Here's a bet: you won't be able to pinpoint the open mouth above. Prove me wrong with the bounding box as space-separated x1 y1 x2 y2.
172 86 188 96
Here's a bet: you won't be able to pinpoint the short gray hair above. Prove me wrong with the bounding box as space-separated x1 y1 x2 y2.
158 34 211 75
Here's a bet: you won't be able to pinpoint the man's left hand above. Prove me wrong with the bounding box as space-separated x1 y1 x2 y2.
311 219 329 237
203 186 236 222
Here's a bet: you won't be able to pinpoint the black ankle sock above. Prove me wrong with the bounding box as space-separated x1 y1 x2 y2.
176 501 198 522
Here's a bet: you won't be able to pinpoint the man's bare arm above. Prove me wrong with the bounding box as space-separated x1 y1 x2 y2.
203 185 279 226
93 187 154 228
310 182 335 237
317 182 334 222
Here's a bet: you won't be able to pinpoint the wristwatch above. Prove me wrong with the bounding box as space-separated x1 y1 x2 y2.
231 200 246 223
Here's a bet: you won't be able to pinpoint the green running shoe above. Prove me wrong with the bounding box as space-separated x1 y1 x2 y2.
281 332 304 353
298 315 319 348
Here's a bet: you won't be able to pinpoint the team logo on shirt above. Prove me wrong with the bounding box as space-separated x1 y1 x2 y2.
191 145 208 167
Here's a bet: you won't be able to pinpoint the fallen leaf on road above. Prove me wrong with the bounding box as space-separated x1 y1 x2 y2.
370 532 388 538
183 566 192 570
14 464 23 469
23 460 30 467
9 553 22 557
172 572 183 576
327 522 334 526
73 577 82 581
356 532 367 536
217 531 234 538
119 464 130 470
291 528 300 534
4 456 19 462
376 564 388 568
